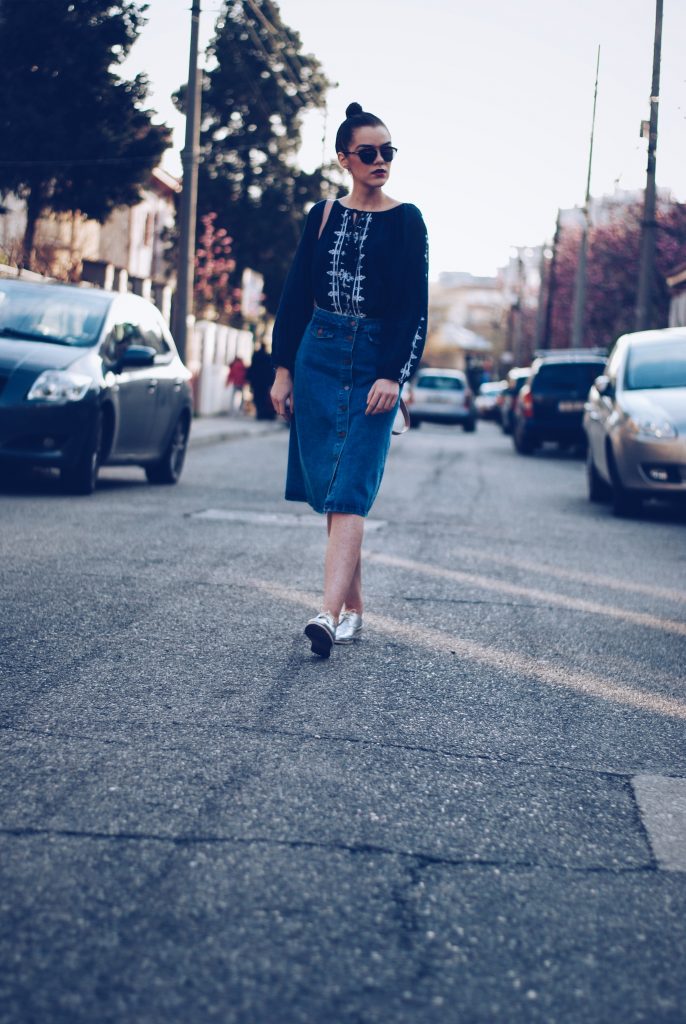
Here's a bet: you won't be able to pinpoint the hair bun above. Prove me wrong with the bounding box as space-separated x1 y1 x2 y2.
345 102 364 118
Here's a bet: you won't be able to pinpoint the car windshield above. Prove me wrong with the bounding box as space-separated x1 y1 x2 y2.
478 382 504 395
624 340 686 390
417 376 464 391
532 362 605 392
0 281 110 347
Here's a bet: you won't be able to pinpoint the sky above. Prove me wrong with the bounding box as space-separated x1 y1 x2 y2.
121 0 686 278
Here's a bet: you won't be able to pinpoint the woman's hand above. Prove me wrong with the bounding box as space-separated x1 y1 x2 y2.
366 378 399 416
271 367 294 421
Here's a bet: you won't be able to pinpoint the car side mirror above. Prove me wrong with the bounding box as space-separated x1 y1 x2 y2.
594 375 614 398
118 345 156 369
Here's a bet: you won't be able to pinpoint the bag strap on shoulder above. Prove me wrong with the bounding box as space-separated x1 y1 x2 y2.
318 199 334 240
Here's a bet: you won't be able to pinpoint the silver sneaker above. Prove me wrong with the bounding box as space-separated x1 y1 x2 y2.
304 612 336 658
334 610 363 645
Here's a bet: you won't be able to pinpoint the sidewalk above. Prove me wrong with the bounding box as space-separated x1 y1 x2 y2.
188 412 284 449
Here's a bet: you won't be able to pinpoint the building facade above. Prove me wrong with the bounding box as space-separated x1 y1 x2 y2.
0 167 179 322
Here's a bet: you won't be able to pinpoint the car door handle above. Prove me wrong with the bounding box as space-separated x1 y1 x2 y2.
147 379 158 393
173 380 183 392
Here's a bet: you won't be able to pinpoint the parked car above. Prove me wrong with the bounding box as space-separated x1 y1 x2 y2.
512 352 607 455
405 368 475 431
584 328 686 516
0 279 193 493
499 367 530 434
475 380 506 421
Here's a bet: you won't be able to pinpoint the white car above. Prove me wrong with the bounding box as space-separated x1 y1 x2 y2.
405 368 476 431
583 328 686 516
475 380 506 421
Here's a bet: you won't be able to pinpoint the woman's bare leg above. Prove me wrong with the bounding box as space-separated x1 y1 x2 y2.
326 513 363 612
343 552 363 613
322 513 364 619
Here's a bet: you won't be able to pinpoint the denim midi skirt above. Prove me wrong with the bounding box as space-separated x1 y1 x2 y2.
286 307 398 516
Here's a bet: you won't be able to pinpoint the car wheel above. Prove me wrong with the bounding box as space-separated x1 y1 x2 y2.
586 447 611 503
463 418 476 433
61 411 101 495
513 425 534 454
612 484 641 518
145 413 190 485
607 446 640 518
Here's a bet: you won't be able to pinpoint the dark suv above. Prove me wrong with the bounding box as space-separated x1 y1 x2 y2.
512 353 607 455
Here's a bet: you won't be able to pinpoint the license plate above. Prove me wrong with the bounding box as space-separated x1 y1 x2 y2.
558 401 584 412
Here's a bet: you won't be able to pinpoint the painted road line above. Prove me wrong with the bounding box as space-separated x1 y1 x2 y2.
447 545 686 606
367 553 686 638
252 580 686 722
632 775 686 871
190 509 386 531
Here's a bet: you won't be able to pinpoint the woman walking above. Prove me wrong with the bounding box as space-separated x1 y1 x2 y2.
270 102 428 657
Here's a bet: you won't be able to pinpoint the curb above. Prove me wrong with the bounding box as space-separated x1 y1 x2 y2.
188 422 284 449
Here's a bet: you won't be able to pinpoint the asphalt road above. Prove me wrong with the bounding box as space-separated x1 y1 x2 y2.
1 419 685 1024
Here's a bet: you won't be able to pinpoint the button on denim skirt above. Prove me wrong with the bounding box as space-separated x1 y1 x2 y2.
286 307 398 517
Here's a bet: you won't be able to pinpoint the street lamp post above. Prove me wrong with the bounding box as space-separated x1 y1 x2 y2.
174 0 202 363
635 0 663 332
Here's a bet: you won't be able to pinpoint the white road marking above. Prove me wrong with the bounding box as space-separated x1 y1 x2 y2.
447 544 686 606
367 553 686 638
192 509 386 531
253 580 686 722
632 775 686 871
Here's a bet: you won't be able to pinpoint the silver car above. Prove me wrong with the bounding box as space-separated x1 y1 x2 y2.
405 368 476 431
584 328 686 516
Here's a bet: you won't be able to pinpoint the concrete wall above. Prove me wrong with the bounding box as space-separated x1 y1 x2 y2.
668 290 686 328
191 320 255 416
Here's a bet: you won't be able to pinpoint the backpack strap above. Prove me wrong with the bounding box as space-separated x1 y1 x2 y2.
318 199 334 240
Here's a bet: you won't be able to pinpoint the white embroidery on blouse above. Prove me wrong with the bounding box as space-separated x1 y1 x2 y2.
398 234 429 383
327 209 371 317
351 213 371 316
327 209 350 315
399 316 426 385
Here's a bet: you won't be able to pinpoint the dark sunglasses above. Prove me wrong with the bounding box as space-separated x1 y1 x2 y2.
344 144 397 165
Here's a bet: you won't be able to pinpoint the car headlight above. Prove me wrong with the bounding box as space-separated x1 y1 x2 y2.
626 415 678 440
26 370 92 403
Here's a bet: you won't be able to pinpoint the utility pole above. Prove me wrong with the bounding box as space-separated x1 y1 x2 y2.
570 46 600 349
635 0 663 332
174 0 202 362
534 244 550 351
542 211 562 350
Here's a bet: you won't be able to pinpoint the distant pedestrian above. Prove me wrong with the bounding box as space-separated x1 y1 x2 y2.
247 345 276 420
270 101 428 657
225 356 247 414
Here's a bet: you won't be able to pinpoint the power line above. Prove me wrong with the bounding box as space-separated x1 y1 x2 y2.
243 0 306 87
0 156 169 167
238 4 304 109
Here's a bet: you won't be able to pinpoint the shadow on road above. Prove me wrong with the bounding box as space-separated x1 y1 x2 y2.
0 466 147 497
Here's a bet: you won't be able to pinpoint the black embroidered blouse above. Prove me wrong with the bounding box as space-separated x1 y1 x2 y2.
271 199 429 383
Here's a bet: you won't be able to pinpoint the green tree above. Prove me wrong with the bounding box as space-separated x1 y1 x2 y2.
0 0 170 267
176 0 336 315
